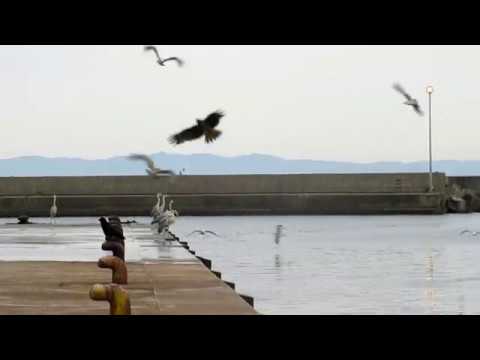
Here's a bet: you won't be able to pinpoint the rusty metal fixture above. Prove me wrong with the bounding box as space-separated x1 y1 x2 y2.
224 281 235 290
89 284 131 315
197 256 212 269
239 294 255 308
17 215 31 225
98 255 128 284
102 241 125 261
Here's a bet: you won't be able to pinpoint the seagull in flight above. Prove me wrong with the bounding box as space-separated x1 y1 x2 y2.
169 111 224 145
460 230 480 236
187 230 220 237
393 83 424 116
144 45 184 67
127 154 175 178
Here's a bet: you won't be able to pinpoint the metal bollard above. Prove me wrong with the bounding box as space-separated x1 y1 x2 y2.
90 284 131 315
102 241 125 261
98 255 128 284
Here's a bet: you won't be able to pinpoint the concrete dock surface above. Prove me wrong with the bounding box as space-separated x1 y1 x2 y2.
0 223 257 315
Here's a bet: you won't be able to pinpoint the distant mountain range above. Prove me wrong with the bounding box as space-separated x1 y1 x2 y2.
0 153 479 176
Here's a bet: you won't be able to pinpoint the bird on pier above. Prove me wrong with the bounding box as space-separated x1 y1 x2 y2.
393 83 424 116
99 217 125 241
151 193 164 217
165 200 179 227
187 230 220 237
144 45 184 67
168 111 224 145
50 193 58 224
128 153 175 178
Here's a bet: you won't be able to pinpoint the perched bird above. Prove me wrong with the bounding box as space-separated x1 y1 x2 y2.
168 111 224 145
144 45 184 67
393 83 424 116
167 200 179 217
50 193 58 224
187 230 219 237
151 193 164 217
128 153 175 178
99 217 125 241
164 200 178 227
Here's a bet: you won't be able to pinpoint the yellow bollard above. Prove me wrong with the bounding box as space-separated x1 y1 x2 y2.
89 284 131 315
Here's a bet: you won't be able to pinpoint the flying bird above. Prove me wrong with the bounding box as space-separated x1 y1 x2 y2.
187 230 220 237
168 111 224 145
50 193 58 224
128 154 175 178
393 83 424 116
144 45 184 67
460 230 480 236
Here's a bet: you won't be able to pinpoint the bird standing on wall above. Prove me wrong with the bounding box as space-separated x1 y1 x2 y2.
127 154 175 178
50 193 58 224
393 83 424 116
144 45 184 67
168 111 224 145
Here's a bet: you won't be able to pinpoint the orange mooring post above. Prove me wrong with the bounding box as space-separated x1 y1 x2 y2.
98 255 128 284
89 284 131 315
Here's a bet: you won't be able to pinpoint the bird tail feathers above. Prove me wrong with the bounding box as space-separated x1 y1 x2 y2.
205 128 222 143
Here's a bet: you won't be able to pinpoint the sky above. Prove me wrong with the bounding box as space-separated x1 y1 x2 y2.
1 45 479 162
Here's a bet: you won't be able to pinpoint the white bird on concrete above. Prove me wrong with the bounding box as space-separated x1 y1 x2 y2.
187 230 219 237
50 193 58 224
128 153 175 178
165 200 178 227
144 45 184 67
393 82 424 116
151 193 163 217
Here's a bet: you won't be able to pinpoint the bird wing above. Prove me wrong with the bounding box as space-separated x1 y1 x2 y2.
460 230 471 235
186 231 201 237
203 111 224 128
393 83 412 101
205 231 219 237
162 57 184 67
413 103 424 116
168 124 205 145
128 153 156 170
144 45 161 61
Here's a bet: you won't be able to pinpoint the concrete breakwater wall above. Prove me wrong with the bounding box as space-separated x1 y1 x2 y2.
0 173 448 216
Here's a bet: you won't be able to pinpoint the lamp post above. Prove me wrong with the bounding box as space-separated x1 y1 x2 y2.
426 85 434 192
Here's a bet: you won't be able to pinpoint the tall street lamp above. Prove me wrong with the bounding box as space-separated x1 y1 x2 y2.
426 85 434 192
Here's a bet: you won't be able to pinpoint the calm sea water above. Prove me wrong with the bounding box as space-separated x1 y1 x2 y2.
170 214 480 315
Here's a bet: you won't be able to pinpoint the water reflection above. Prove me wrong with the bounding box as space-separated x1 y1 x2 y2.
274 225 284 244
424 253 436 313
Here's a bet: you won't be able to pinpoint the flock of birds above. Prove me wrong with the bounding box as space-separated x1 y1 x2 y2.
45 47 428 239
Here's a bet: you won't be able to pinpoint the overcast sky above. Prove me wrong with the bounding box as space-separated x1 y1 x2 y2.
1 45 479 162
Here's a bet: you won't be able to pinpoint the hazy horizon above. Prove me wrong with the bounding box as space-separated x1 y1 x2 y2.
1 45 479 162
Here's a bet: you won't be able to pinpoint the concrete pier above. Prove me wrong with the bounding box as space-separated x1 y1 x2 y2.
0 224 257 315
0 173 448 216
